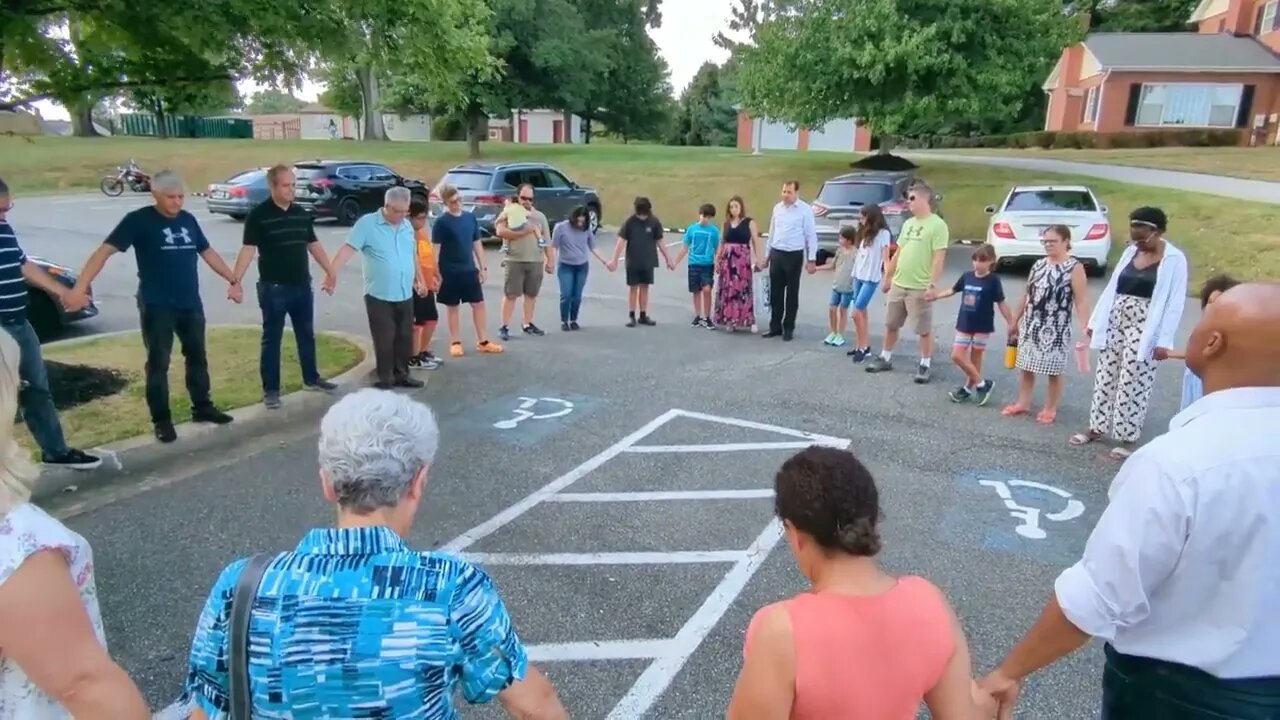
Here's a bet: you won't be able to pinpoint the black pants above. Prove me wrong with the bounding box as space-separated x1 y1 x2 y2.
768 249 804 333
364 295 414 385
139 303 212 424
1102 645 1280 719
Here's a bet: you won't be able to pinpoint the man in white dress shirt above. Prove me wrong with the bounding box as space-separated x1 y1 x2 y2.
760 180 817 341
979 281 1280 718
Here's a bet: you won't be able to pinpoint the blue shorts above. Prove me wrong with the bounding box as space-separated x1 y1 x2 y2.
852 279 879 310
829 289 855 309
688 264 714 293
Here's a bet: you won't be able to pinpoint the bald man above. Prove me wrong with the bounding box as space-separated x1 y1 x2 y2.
979 282 1280 719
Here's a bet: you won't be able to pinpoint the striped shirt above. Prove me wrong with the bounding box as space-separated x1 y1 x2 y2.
0 222 29 323
181 525 528 719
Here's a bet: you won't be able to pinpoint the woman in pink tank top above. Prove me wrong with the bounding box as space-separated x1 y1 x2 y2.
726 447 996 720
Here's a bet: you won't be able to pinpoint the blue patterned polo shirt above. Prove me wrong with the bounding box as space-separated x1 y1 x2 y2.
181 525 528 718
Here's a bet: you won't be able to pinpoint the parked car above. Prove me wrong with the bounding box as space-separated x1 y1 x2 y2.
291 160 429 225
26 256 98 341
205 168 270 221
428 162 602 240
811 170 943 249
985 184 1111 277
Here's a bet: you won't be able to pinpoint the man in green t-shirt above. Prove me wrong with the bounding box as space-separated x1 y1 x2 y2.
866 182 949 383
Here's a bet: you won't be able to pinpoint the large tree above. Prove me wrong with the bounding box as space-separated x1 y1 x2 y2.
672 62 737 146
246 88 307 115
736 0 1083 137
572 0 671 143
1089 0 1199 31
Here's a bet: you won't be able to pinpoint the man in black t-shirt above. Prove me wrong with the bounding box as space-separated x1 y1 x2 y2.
609 196 672 327
232 165 339 409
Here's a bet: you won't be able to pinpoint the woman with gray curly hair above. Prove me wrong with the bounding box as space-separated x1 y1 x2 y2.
0 332 150 719
180 388 565 719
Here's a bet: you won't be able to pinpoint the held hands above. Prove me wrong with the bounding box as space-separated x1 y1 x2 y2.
923 289 938 302
606 259 618 272
59 287 89 313
544 262 554 275
977 671 1020 719
322 273 337 296
1153 346 1172 361
805 261 817 275
666 260 675 271
227 283 243 304
413 279 428 297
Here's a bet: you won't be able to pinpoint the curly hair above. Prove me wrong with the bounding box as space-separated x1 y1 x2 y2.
774 446 882 556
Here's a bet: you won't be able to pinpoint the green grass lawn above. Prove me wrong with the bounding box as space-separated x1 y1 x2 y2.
934 145 1280 183
3 136 1275 286
22 327 364 450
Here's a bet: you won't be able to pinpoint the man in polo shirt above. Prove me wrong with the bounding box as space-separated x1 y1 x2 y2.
0 178 101 469
330 186 427 390
231 164 339 409
494 183 552 341
761 180 818 341
65 170 239 444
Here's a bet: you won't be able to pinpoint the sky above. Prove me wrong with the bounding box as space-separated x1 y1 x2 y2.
33 0 736 121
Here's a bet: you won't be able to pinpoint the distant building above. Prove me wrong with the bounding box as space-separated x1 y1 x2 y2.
250 103 432 141
504 109 585 144
735 111 873 153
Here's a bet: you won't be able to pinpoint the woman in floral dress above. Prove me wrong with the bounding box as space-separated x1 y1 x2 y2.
714 196 763 331
1003 224 1090 425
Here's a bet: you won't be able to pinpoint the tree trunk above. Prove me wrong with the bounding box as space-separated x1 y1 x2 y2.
356 65 388 141
584 117 593 144
154 101 169 139
562 109 574 143
465 108 486 159
69 99 102 137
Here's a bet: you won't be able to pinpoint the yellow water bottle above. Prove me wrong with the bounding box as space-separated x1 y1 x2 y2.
1004 336 1018 369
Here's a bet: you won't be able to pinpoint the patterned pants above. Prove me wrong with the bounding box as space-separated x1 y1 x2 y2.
1088 295 1156 443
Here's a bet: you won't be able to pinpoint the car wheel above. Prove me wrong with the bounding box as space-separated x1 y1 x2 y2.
338 198 362 226
1086 263 1107 278
27 292 62 342
587 205 601 233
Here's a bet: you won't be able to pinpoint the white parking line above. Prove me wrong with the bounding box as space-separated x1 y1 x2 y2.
529 639 672 663
463 550 747 566
624 441 819 453
548 489 773 503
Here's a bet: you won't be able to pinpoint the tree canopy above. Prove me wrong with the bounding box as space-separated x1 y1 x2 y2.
736 0 1084 137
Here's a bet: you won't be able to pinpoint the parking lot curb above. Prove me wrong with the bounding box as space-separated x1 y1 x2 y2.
31 325 376 501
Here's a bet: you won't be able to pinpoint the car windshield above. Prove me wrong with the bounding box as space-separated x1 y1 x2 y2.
292 166 326 181
226 169 265 184
440 171 493 191
817 182 893 207
1005 190 1097 212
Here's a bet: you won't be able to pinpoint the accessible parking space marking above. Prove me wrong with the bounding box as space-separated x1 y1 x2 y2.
444 408 850 718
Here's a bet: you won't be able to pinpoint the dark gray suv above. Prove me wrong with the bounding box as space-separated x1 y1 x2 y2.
812 171 943 249
429 162 602 240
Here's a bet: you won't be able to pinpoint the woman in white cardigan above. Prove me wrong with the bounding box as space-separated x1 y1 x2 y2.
1070 206 1187 460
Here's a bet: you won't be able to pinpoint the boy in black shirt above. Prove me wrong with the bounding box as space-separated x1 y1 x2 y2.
925 243 1014 405
610 197 672 327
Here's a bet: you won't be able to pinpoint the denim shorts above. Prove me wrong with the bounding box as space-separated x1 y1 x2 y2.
688 264 714 293
829 289 856 309
852 279 879 310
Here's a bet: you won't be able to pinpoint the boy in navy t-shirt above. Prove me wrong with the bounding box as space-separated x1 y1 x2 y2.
925 243 1013 405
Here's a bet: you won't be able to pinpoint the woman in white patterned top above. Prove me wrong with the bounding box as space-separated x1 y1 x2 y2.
0 331 149 719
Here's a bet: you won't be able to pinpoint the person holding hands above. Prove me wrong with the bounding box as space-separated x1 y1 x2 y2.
925 243 1014 405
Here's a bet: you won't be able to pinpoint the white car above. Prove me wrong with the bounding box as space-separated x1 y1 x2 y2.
985 184 1112 277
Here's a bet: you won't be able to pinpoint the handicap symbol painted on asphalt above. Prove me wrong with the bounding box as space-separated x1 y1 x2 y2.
493 396 575 430
939 468 1099 566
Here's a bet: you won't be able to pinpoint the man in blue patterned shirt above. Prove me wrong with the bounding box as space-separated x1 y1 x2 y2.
181 389 565 719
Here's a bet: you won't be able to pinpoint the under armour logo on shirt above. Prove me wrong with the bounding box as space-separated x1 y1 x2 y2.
162 226 193 245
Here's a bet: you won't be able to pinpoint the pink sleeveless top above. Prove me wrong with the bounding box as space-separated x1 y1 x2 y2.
744 575 955 720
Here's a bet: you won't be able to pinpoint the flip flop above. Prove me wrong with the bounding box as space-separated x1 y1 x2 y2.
1069 431 1101 446
1109 446 1133 461
1035 409 1057 425
1001 404 1029 417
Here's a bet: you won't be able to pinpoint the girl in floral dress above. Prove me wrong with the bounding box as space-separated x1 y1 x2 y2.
714 196 763 331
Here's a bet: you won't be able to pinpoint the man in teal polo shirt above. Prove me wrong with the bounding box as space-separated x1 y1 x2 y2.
331 187 427 389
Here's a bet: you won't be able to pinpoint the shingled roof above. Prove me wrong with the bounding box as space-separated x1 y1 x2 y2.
1082 32 1280 72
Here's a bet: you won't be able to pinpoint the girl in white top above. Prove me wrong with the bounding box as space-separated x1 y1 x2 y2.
0 331 149 719
847 205 893 363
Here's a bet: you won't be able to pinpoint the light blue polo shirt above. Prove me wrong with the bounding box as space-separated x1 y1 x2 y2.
346 211 415 302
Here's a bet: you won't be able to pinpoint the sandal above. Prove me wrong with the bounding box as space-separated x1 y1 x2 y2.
1069 430 1101 446
1109 446 1133 461
449 341 465 358
1035 409 1057 425
1001 404 1030 417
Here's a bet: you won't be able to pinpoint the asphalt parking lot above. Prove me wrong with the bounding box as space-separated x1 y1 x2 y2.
29 190 1203 718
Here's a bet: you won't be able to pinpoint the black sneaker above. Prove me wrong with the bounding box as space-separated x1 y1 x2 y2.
264 393 282 409
562 321 571 331
395 377 425 389
306 379 337 392
626 316 638 328
782 330 794 341
865 357 893 373
569 321 581 331
703 318 717 330
849 347 868 363
498 326 511 341
949 386 972 403
974 380 995 406
690 316 702 328
193 406 234 424
639 314 656 326
523 323 545 336
42 448 102 471
913 362 932 384
154 420 177 443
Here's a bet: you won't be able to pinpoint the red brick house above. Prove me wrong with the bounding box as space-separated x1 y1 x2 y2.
735 112 873 153
1043 0 1280 144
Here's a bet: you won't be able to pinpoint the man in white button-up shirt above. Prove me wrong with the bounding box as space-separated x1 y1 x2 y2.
761 181 817 341
980 282 1280 719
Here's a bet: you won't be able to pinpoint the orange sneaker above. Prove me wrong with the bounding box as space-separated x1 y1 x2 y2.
449 342 464 357
477 340 504 354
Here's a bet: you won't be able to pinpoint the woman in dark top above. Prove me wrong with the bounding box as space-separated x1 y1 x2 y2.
713 196 763 331
1071 206 1188 460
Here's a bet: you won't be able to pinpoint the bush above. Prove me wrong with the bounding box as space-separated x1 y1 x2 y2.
918 128 1245 150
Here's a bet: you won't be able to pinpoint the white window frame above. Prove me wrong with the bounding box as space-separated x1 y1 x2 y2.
1135 82 1243 129
1082 86 1100 124
1256 0 1278 36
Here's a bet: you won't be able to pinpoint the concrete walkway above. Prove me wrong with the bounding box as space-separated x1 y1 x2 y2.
906 152 1280 205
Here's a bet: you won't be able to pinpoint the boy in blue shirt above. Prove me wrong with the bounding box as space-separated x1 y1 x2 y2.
1165 274 1239 410
671 203 721 328
926 243 1014 405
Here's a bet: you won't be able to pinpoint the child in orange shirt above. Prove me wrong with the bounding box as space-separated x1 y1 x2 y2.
409 201 442 369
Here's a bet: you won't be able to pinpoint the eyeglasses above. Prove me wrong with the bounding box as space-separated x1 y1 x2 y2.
518 195 534 202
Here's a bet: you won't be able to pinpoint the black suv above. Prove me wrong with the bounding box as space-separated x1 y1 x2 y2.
292 160 429 225
812 170 943 248
429 162 602 239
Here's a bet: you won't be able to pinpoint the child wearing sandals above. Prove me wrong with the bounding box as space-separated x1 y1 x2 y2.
1164 274 1239 411
925 243 1014 404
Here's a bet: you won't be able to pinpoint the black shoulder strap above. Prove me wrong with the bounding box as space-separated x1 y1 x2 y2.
229 553 273 720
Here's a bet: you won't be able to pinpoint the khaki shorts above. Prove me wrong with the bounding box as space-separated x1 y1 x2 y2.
885 285 933 335
503 261 544 299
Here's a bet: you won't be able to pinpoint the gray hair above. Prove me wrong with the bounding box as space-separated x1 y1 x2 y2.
151 169 184 193
318 389 439 514
0 331 38 514
384 186 411 207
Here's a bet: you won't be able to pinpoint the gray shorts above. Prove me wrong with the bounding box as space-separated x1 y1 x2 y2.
503 261 544 299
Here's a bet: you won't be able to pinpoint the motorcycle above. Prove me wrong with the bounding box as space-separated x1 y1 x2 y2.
99 159 151 197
